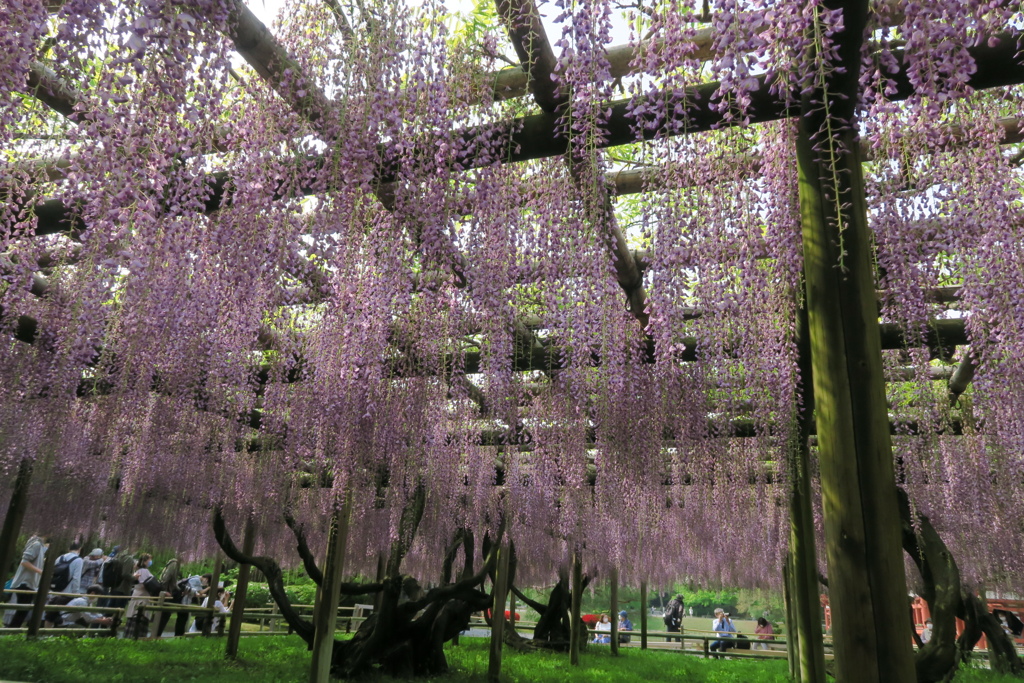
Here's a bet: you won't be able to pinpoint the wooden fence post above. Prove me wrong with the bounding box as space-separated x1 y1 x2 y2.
310 493 352 683
487 542 510 683
226 515 256 658
784 560 800 680
26 536 59 639
202 554 222 636
569 550 583 666
609 567 619 656
149 593 165 638
640 581 648 650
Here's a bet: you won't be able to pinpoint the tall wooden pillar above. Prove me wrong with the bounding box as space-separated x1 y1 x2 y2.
310 495 352 683
609 568 619 655
0 459 32 581
569 551 583 666
226 515 256 658
487 543 510 683
640 581 648 650
786 305 826 683
796 1 915 680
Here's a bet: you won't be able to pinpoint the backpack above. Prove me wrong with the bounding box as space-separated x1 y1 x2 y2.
664 599 682 627
51 554 76 592
100 558 123 591
159 559 179 592
100 555 135 592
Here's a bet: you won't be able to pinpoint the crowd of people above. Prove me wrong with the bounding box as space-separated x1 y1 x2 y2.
2 533 232 639
661 594 776 656
589 598 778 655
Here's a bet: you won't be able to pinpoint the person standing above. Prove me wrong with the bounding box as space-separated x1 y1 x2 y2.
52 542 85 594
5 534 48 628
663 594 684 642
710 608 737 658
155 558 181 637
920 619 933 644
123 553 157 639
80 548 105 589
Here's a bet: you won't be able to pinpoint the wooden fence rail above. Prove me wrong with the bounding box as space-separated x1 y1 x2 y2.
5 593 1011 662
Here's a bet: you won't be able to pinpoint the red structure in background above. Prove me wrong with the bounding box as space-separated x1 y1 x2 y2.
484 609 521 621
822 593 1024 648
909 596 1024 649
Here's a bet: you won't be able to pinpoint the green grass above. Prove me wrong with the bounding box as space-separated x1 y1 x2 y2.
0 635 1018 683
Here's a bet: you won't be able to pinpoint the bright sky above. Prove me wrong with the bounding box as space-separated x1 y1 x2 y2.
245 0 635 54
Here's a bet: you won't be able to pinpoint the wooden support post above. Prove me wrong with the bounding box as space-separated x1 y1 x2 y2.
0 459 32 582
787 305 826 683
569 551 583 666
703 638 710 658
796 2 915 680
226 515 256 658
202 555 222 636
149 593 165 638
26 535 59 639
783 560 800 681
487 542 510 683
609 567 619 656
372 554 386 613
309 494 352 683
640 581 648 650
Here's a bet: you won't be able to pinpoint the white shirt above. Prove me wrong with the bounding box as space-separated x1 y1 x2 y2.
60 597 105 624
189 597 230 632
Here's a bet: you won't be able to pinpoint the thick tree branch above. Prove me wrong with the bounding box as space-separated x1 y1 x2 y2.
283 512 324 587
212 506 315 644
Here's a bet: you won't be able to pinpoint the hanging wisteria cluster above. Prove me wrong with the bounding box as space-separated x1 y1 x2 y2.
2 0 1023 592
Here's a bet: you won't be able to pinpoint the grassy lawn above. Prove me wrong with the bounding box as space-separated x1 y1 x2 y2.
0 634 1018 682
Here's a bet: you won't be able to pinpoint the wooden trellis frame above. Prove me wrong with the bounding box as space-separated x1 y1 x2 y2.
4 2 1022 682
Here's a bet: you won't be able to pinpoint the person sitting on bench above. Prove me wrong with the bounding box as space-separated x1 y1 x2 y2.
710 608 736 658
54 585 114 629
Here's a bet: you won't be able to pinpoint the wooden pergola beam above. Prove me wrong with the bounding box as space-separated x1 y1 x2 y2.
495 0 561 114
224 0 334 126
496 0 650 329
20 35 1024 239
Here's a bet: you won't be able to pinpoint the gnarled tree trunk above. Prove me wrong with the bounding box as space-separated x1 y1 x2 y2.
895 487 1024 682
214 501 503 679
